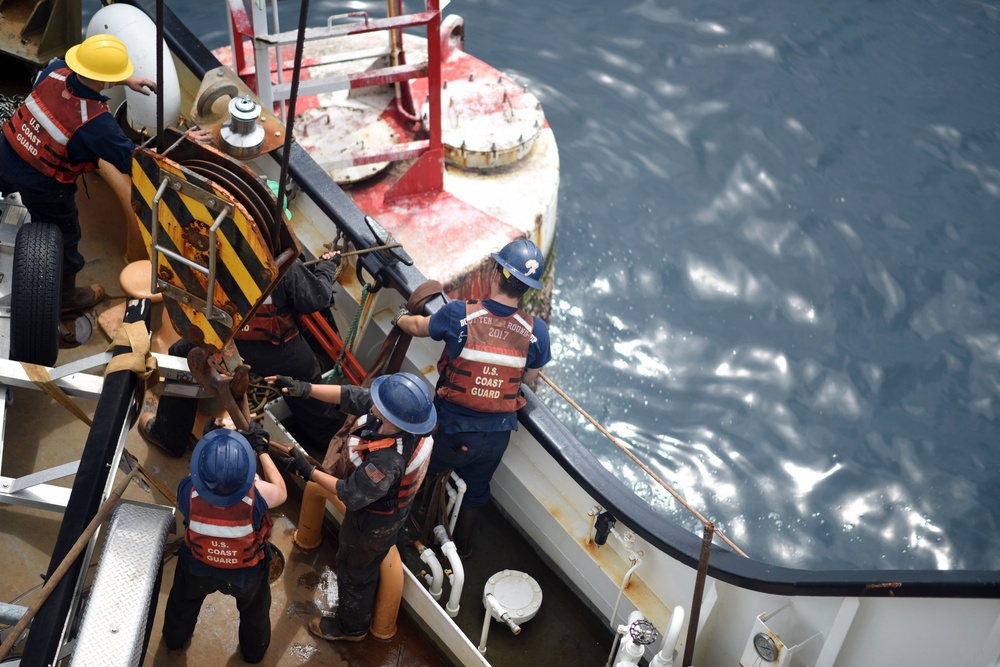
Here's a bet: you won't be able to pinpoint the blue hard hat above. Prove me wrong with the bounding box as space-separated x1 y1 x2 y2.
371 372 437 434
491 238 545 290
190 429 256 507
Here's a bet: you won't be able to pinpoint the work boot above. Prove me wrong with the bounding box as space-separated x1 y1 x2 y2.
452 506 482 559
61 273 106 313
137 413 186 458
308 617 367 642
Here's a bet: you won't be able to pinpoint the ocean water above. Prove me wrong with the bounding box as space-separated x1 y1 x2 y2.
98 0 1000 571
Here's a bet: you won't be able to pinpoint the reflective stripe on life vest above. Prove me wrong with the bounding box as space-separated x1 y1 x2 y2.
185 486 272 569
2 68 108 184
437 301 533 412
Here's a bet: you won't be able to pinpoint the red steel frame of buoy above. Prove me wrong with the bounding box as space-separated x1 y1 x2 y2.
225 0 445 200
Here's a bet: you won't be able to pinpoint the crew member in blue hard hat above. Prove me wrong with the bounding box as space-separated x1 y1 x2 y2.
160 425 286 663
0 33 210 314
267 371 436 642
393 238 552 558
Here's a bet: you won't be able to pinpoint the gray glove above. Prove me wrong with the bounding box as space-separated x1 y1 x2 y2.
391 304 409 328
273 375 312 398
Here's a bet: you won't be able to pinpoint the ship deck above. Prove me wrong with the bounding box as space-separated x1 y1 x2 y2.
0 161 610 666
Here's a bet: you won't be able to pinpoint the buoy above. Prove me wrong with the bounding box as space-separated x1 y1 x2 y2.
86 4 182 137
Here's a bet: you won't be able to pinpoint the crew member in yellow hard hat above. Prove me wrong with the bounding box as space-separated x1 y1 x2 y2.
0 34 156 312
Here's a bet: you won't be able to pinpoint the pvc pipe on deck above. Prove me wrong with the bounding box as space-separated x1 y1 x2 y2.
433 524 464 617
414 540 444 600
370 545 403 639
294 480 345 550
649 606 685 667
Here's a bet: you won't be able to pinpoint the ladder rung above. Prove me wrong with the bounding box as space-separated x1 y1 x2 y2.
270 62 428 101
320 141 430 170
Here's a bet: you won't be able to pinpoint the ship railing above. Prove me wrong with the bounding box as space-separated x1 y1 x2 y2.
226 0 447 198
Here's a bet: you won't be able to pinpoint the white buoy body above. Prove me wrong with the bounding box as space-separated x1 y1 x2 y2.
86 4 182 137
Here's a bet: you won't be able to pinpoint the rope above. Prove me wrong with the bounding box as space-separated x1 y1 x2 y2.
247 375 283 415
328 282 372 382
303 242 403 266
538 372 747 558
22 363 94 427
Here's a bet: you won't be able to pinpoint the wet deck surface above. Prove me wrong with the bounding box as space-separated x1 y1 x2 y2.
403 501 613 666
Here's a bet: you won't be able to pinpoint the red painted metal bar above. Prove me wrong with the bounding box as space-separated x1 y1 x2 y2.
227 0 255 86
258 12 439 45
426 0 442 162
321 140 429 169
300 312 366 386
269 62 428 100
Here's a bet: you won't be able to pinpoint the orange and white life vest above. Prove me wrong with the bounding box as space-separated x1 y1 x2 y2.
437 301 534 413
348 413 432 515
184 485 272 569
233 298 298 344
2 68 108 184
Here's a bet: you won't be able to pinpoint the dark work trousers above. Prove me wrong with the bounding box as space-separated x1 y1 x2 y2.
162 554 271 663
237 335 345 453
150 339 199 456
0 175 85 278
426 429 512 508
151 334 344 455
336 509 407 635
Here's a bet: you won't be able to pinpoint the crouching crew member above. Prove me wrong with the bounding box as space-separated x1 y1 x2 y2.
270 372 436 642
161 426 286 663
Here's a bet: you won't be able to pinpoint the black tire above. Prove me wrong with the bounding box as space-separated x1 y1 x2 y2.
11 222 63 366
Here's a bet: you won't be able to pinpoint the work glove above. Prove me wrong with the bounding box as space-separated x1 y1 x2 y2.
275 447 316 481
272 375 312 398
391 304 409 328
320 252 341 269
240 422 271 455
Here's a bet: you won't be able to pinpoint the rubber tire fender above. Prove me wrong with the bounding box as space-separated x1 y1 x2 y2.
11 222 63 366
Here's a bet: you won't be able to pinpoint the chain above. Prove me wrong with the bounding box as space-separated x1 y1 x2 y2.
0 93 25 126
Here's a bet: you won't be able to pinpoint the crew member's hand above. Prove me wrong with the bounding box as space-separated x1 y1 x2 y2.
240 423 271 455
275 447 316 480
125 77 157 95
319 251 341 267
269 375 312 398
185 127 214 144
391 304 409 328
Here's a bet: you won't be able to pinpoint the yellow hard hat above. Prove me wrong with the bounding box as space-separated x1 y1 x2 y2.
65 34 134 82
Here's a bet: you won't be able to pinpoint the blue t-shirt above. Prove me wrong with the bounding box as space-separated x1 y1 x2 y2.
428 299 551 434
176 475 270 584
0 60 136 194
